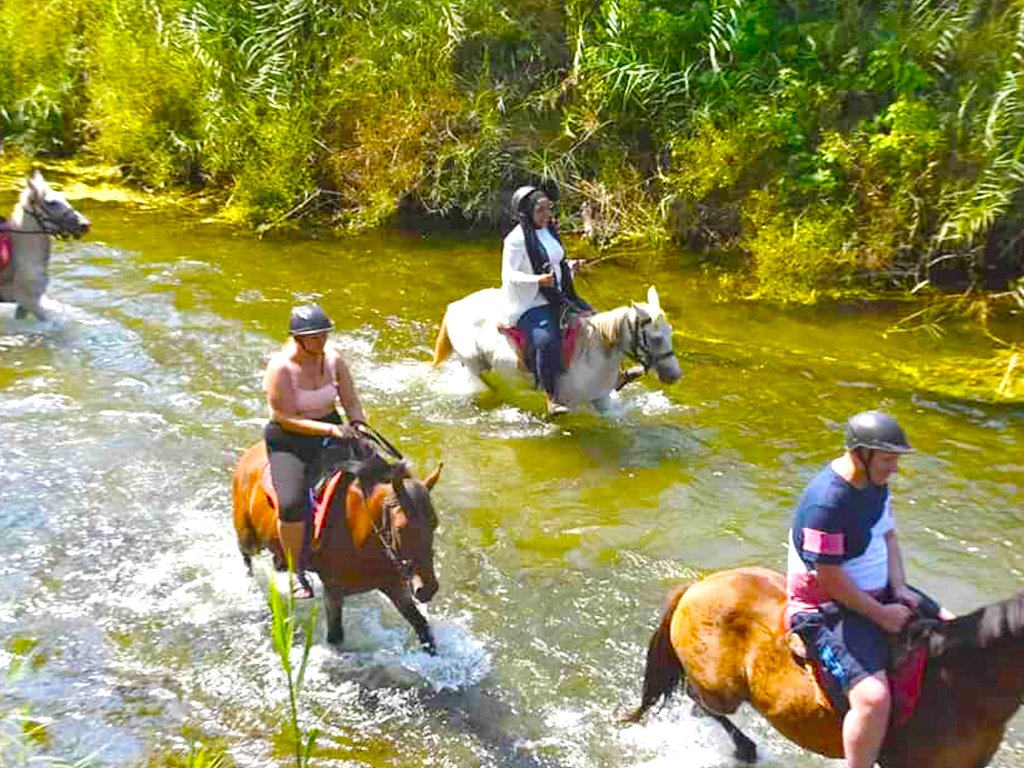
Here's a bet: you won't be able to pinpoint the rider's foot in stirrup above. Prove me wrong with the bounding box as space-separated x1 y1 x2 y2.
546 397 570 416
292 573 315 600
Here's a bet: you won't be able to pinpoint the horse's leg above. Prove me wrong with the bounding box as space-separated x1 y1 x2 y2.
14 304 28 320
323 583 345 646
592 394 614 414
240 548 253 575
383 586 436 655
691 702 758 764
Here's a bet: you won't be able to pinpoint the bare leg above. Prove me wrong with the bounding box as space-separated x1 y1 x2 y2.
844 672 890 768
278 519 313 598
383 586 436 654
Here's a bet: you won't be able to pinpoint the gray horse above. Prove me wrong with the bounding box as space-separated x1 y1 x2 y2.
0 171 90 321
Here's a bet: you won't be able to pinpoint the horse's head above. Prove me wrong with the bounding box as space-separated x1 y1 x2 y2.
18 171 90 238
630 286 682 384
388 463 442 603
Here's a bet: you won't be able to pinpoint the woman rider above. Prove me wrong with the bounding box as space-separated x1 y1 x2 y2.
263 304 366 598
501 185 594 415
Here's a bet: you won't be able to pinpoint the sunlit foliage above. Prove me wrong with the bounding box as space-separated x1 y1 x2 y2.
2 0 1022 299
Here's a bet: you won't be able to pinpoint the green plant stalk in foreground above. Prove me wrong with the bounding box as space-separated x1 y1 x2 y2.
268 568 319 768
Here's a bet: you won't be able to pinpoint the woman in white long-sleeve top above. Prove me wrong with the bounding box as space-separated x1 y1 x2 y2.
501 185 593 415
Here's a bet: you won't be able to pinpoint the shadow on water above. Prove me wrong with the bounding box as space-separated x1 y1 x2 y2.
323 660 566 768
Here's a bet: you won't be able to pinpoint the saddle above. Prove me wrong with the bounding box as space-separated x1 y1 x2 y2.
259 438 400 549
499 314 582 373
786 621 930 729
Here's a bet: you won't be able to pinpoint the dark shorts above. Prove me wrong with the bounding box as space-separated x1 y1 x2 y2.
791 608 888 694
264 412 342 523
790 586 941 698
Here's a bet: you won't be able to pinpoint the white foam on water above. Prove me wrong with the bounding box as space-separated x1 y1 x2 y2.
623 388 680 417
0 392 77 416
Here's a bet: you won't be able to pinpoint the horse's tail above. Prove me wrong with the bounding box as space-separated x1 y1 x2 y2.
231 451 261 571
431 310 453 368
623 582 691 724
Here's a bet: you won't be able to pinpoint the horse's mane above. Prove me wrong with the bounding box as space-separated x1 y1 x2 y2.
587 305 634 346
924 591 1024 659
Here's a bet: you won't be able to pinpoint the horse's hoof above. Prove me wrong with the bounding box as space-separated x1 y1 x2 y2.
423 641 437 656
14 306 27 320
734 740 757 764
327 630 344 646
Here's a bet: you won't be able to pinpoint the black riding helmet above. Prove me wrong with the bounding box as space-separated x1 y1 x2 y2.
511 185 540 219
844 410 914 454
289 303 334 337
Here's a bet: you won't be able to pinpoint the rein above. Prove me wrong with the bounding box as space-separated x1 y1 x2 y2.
5 207 66 236
348 423 416 581
356 422 404 461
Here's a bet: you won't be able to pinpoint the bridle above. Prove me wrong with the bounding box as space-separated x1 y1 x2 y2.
357 425 422 584
371 477 417 582
628 312 676 372
21 204 66 236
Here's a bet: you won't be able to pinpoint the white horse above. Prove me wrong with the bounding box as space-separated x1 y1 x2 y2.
431 285 682 413
0 171 91 321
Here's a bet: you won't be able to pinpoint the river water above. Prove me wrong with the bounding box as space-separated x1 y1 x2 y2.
1 192 1022 768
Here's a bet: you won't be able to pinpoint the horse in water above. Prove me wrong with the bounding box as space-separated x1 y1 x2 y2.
0 171 91 320
232 438 443 653
628 566 1024 768
431 285 681 413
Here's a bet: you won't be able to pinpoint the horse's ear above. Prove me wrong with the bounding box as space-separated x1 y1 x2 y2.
647 286 661 312
632 301 650 320
27 171 46 203
424 462 443 490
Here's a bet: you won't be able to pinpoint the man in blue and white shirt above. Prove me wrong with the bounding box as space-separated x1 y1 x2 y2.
786 411 952 768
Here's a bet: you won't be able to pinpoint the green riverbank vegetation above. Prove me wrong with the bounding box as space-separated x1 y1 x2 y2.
2 0 1021 395
3 0 1023 287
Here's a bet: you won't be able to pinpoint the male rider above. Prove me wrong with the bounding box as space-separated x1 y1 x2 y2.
786 410 954 768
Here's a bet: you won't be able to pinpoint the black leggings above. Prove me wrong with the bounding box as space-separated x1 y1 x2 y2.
264 413 342 523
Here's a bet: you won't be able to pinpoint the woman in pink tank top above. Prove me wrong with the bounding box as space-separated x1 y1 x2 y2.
263 303 366 598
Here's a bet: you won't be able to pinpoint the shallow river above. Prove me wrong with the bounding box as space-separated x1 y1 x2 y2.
1 191 1022 768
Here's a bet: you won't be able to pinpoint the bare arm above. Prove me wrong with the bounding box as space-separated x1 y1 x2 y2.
817 563 912 634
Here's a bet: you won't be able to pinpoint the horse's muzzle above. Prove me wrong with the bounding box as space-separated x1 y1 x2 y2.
656 358 683 384
412 573 438 603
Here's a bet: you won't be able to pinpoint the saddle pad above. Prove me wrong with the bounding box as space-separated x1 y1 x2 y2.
259 461 349 547
0 230 11 272
499 320 580 370
809 645 928 729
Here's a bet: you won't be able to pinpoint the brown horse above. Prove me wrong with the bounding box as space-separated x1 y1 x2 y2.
628 566 1024 768
232 439 443 653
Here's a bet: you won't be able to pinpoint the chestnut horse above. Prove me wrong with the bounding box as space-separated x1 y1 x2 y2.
232 439 443 653
628 566 1024 768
